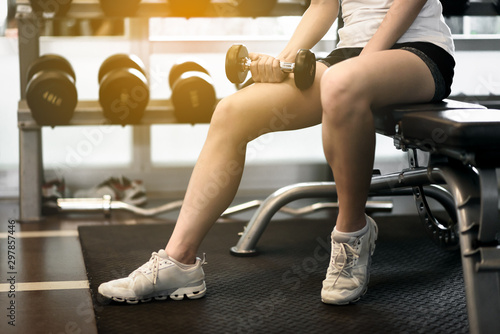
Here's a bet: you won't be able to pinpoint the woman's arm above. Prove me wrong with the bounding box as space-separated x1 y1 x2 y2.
361 0 427 55
278 0 339 61
250 0 339 83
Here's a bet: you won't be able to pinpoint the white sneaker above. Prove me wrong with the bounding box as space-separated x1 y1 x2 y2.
98 250 206 304
321 215 378 305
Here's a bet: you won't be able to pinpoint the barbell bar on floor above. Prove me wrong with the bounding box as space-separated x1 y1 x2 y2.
56 195 393 218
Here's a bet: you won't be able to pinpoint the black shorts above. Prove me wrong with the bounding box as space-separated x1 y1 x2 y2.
317 42 455 102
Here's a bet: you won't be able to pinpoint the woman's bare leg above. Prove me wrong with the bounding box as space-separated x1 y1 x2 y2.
166 63 328 263
321 50 436 232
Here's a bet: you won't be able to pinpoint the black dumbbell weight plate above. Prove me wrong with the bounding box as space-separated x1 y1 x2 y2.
30 0 72 17
27 72 77 125
493 0 500 14
99 68 149 124
98 53 149 124
26 54 77 126
169 0 211 17
294 49 316 90
99 0 141 17
27 54 76 83
171 72 216 124
236 0 277 16
440 0 470 16
169 61 216 124
98 54 146 84
169 61 209 89
225 44 249 84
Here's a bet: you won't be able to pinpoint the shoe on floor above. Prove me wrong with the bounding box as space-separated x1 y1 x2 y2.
321 215 378 305
74 176 147 206
42 178 69 200
98 250 206 304
42 178 70 214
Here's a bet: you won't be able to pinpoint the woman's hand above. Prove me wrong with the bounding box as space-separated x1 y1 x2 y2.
248 53 288 84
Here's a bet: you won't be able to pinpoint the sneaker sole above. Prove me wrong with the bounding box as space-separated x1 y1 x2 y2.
321 286 368 305
100 282 206 305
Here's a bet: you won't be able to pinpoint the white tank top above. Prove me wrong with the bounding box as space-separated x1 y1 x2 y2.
337 0 455 56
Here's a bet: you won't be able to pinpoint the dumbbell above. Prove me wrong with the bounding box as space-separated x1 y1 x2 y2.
440 0 470 16
98 54 150 124
225 44 316 91
99 0 141 17
30 0 73 17
169 0 211 17
169 61 216 124
26 54 78 126
236 0 277 17
494 0 500 15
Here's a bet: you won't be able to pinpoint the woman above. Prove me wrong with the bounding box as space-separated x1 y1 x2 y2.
98 0 455 305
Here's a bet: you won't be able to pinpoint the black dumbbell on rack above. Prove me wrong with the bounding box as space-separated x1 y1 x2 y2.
29 0 73 17
225 44 316 91
494 0 500 14
98 54 150 124
169 0 211 17
169 61 216 124
99 0 141 17
236 0 278 16
440 0 470 16
26 54 78 126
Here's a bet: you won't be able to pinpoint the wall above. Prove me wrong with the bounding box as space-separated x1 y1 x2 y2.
1 14 500 200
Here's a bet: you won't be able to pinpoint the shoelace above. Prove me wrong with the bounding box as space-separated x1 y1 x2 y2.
132 252 206 285
151 252 161 285
132 252 165 285
330 241 360 285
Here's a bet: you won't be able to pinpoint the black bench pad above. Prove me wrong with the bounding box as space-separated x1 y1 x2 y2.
374 99 486 136
399 108 500 167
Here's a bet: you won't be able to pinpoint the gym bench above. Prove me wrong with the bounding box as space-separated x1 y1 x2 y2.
230 99 500 334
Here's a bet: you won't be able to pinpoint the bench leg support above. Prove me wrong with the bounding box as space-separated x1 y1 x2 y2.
230 167 441 255
434 164 500 334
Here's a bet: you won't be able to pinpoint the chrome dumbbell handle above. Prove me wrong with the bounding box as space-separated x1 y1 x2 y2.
241 57 295 73
280 62 295 73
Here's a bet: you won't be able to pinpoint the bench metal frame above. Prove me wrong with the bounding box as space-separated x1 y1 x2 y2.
230 102 500 334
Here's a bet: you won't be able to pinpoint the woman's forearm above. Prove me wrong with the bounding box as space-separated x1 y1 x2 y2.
278 0 339 62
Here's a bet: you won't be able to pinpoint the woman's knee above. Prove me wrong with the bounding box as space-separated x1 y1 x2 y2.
208 94 255 148
210 95 247 134
320 66 371 125
211 96 235 128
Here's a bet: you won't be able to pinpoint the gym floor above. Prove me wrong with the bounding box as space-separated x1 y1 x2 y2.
0 196 353 333
1 198 98 334
0 197 186 334
0 195 334 334
0 195 462 334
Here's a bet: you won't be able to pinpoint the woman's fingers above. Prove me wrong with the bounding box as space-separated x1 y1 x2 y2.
249 53 288 83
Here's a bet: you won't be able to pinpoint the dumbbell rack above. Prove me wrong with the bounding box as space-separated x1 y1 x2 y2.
15 0 307 221
15 0 500 221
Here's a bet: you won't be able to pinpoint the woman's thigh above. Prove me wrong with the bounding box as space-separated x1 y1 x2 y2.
211 62 329 141
321 49 436 109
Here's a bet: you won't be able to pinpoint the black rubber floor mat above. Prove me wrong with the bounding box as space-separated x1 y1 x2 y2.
78 217 468 334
